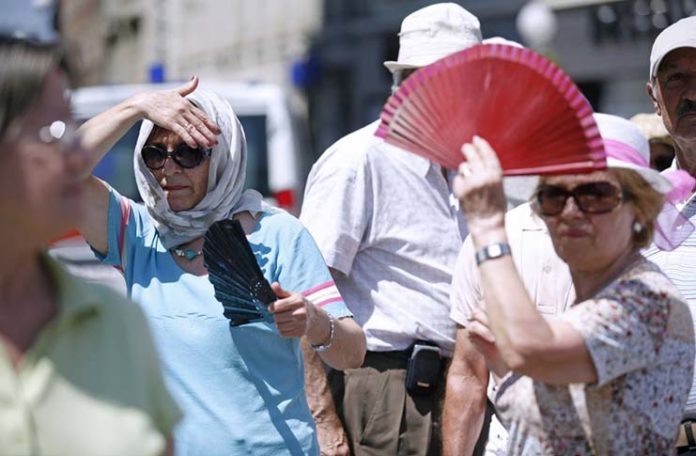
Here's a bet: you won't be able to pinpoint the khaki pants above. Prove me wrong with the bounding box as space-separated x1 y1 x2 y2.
329 351 446 456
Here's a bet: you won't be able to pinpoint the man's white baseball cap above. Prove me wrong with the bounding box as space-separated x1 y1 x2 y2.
649 16 696 80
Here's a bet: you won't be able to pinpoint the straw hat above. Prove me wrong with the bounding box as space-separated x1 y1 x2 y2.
629 112 673 146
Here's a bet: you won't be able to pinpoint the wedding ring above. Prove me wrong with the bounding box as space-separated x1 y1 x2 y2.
459 163 472 177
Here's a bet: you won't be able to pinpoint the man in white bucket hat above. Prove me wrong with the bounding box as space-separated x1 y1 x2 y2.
644 15 696 456
300 3 481 455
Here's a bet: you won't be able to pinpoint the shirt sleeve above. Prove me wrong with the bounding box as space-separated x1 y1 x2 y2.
560 279 668 387
275 219 353 319
299 149 372 276
91 186 152 273
450 234 484 326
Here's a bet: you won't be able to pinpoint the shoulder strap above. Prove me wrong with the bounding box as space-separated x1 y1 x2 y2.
115 197 132 272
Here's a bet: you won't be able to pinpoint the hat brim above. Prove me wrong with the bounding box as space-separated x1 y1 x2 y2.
383 61 422 72
383 50 467 73
607 158 672 194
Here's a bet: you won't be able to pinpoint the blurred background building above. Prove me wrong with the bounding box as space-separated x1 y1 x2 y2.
57 0 322 85
2 0 695 161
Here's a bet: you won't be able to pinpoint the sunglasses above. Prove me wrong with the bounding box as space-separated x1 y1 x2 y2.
535 181 629 216
141 144 211 170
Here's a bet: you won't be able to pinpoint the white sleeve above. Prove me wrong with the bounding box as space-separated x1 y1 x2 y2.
300 146 372 276
450 234 484 326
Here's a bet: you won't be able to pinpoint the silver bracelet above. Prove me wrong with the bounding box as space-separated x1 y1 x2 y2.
311 313 335 352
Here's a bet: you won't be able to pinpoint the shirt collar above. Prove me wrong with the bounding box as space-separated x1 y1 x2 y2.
42 254 101 324
666 158 680 172
517 203 548 231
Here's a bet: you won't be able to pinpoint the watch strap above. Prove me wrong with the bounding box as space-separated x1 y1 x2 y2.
475 242 512 266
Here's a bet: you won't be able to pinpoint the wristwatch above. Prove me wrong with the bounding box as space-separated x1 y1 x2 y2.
475 242 512 266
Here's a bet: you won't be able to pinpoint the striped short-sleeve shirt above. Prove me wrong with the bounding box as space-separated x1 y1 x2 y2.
644 189 696 415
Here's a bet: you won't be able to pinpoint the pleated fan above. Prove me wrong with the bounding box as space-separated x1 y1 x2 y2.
375 43 606 175
203 219 277 326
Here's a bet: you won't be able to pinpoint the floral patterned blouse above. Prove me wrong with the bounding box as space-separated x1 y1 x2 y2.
494 258 694 455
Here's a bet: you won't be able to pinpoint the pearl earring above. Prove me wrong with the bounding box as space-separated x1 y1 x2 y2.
632 221 643 234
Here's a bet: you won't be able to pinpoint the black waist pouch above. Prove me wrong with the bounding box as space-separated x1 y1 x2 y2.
405 341 442 395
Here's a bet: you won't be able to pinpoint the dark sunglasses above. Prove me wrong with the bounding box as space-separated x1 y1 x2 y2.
141 144 211 170
535 181 629 216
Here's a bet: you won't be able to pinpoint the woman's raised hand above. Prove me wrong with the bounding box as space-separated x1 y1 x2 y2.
453 136 508 242
131 76 221 149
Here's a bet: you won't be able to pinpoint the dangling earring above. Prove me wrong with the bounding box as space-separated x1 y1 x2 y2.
632 221 643 234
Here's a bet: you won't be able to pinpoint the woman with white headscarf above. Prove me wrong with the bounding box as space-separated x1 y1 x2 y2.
75 78 366 456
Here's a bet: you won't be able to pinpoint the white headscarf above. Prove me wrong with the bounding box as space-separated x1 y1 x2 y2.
133 89 266 249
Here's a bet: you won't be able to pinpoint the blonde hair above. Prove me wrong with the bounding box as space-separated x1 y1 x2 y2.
613 168 665 249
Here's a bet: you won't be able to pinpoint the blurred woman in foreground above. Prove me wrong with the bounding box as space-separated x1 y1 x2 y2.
455 113 694 454
0 37 179 456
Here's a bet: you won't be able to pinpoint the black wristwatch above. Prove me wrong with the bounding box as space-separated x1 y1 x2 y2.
475 242 512 266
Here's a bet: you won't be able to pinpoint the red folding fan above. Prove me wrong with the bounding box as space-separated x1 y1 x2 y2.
375 44 606 175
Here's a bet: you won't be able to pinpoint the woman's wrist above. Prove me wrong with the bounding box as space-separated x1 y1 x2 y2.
468 216 507 248
306 306 333 347
125 93 150 121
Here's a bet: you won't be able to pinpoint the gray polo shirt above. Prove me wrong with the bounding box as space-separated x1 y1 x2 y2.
300 120 468 356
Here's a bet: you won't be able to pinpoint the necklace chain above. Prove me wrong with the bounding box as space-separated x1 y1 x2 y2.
171 247 203 261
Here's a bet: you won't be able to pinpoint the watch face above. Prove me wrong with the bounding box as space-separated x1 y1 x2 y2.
476 242 511 265
489 244 503 257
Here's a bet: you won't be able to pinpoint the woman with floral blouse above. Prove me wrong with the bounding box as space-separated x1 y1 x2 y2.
454 113 695 454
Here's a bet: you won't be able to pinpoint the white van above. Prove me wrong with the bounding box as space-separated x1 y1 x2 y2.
51 81 313 289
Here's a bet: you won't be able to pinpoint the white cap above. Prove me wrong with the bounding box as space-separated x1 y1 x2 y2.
383 3 482 73
594 113 672 194
649 16 696 79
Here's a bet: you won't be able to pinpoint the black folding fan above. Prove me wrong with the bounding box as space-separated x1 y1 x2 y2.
203 219 277 326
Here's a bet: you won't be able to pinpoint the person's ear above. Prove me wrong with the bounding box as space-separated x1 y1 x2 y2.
646 80 662 116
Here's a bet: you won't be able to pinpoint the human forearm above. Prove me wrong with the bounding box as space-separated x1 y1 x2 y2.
443 329 490 456
442 376 487 456
306 307 366 370
269 282 366 370
303 338 340 420
77 97 144 173
471 226 554 369
302 339 350 455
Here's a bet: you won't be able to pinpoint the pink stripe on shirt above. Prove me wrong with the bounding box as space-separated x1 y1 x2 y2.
302 280 335 297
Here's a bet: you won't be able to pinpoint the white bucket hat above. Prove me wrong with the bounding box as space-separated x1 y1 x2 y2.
649 16 696 80
383 3 482 73
593 113 672 194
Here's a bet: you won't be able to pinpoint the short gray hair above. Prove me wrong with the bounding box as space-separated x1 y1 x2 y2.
390 68 417 94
